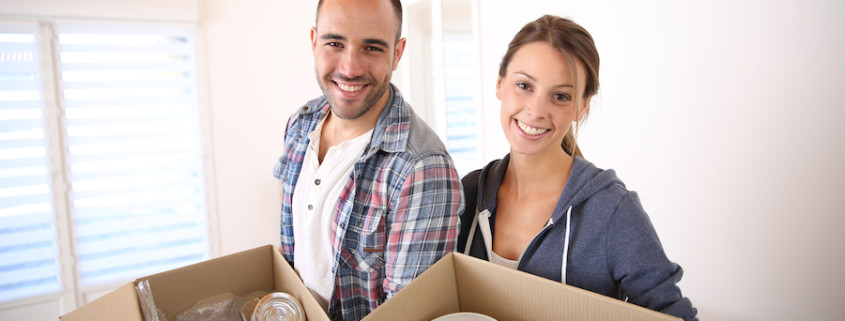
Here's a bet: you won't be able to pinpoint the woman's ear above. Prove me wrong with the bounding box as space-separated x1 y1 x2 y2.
496 73 504 100
577 95 592 121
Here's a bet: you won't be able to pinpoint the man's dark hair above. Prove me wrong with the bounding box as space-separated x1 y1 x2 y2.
316 0 403 43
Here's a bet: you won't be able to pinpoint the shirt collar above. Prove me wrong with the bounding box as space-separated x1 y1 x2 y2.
367 84 410 155
301 84 410 156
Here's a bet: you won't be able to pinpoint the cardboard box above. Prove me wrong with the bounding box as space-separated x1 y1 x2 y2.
60 245 329 321
363 252 681 321
61 246 681 321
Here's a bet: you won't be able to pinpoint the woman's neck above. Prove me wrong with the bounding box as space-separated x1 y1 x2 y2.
503 149 573 199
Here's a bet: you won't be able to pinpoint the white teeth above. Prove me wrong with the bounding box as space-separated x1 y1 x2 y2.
517 120 549 136
338 84 363 92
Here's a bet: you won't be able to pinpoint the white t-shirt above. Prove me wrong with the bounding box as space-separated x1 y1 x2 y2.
292 116 373 311
490 250 519 270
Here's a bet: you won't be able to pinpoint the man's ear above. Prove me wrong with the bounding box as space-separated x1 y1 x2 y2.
392 37 407 70
310 27 318 52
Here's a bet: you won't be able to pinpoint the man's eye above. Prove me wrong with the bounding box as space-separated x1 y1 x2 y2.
365 46 384 52
327 42 342 47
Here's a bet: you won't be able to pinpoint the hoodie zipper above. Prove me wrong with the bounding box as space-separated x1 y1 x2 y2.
524 205 573 284
472 204 573 284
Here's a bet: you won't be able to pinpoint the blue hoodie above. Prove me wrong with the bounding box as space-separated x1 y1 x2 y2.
458 155 698 321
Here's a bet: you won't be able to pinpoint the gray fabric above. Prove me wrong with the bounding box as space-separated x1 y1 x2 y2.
458 155 698 321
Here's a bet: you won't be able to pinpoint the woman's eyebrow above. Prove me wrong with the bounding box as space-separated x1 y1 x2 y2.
515 71 574 88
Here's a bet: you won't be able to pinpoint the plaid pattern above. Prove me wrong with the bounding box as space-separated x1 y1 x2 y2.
273 86 464 321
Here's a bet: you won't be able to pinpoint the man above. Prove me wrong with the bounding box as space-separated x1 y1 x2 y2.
272 0 465 320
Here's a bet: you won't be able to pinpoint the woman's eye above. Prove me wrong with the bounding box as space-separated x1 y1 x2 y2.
554 93 571 102
517 82 530 90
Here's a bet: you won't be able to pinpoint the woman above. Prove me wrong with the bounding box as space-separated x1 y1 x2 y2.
457 15 698 320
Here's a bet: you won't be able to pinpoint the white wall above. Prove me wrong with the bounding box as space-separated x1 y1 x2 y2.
0 0 198 21
477 1 845 321
198 0 321 255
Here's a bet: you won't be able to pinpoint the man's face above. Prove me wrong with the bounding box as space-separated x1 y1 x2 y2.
311 0 405 120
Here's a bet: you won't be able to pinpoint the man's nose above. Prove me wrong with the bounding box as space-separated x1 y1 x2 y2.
337 50 365 79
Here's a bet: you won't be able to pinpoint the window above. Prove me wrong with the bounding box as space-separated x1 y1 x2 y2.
0 21 62 303
403 0 481 177
442 30 481 176
0 20 210 305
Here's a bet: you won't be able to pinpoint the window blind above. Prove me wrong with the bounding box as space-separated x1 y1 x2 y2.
442 31 480 176
0 22 62 302
55 22 209 286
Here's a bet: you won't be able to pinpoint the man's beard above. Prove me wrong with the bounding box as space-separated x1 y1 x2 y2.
318 73 391 120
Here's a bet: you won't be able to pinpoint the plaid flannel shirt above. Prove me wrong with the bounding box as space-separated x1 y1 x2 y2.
273 85 464 321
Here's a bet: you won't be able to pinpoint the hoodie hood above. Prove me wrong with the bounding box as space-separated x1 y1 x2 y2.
476 154 625 223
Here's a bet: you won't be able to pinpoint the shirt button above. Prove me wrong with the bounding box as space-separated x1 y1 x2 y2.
314 179 321 185
307 204 313 211
339 222 345 229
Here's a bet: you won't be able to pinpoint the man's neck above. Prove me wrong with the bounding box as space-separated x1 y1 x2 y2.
318 96 388 163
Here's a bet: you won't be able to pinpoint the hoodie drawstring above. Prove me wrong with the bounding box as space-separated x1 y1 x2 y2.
477 210 494 260
465 205 574 285
464 209 493 261
561 205 572 284
463 208 480 255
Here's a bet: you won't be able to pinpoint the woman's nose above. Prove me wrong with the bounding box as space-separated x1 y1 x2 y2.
524 94 548 119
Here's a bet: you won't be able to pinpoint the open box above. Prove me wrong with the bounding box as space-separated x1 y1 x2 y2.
363 252 681 321
61 246 681 321
59 245 329 321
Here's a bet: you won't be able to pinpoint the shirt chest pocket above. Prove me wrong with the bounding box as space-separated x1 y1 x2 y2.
346 208 386 271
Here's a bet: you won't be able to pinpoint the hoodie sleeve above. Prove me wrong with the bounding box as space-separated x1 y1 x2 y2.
606 191 698 321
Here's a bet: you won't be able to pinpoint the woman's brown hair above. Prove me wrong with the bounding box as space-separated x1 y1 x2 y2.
499 15 600 158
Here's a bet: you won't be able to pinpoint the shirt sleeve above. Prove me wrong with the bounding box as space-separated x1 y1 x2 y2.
382 153 465 297
608 192 698 321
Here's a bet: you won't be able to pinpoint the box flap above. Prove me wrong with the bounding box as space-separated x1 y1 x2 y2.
59 283 143 321
363 254 460 320
271 246 330 321
142 245 276 319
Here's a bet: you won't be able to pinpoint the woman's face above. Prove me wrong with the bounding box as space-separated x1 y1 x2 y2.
497 41 590 158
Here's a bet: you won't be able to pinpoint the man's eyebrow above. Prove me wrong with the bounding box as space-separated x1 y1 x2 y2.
363 38 390 48
320 33 346 41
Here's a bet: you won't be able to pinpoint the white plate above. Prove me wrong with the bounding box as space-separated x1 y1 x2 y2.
431 312 497 321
